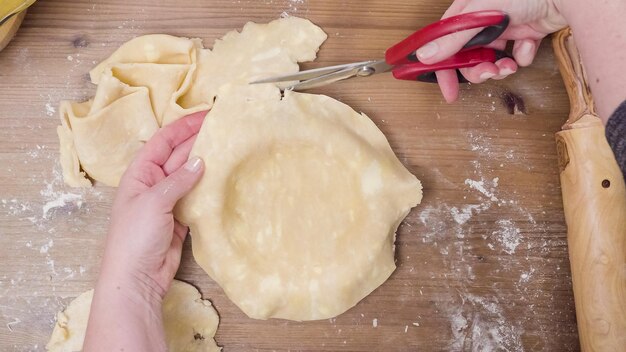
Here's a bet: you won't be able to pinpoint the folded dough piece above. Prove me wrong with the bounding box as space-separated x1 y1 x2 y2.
109 63 191 126
90 34 201 84
58 17 327 187
59 34 202 187
58 74 159 187
90 34 207 126
176 84 422 321
46 280 221 352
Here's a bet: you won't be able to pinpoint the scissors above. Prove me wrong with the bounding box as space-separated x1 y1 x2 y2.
251 10 510 90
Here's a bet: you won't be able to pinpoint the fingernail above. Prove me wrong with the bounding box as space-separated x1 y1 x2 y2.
416 42 439 59
184 157 203 173
519 41 533 56
500 68 516 76
479 72 496 80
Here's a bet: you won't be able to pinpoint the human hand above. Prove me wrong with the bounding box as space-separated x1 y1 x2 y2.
416 0 568 102
101 111 206 298
84 112 206 351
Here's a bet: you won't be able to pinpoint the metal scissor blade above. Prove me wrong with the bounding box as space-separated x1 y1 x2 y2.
286 65 362 91
250 60 386 85
287 60 393 91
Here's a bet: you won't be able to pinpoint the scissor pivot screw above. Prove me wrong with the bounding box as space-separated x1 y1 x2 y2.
357 66 376 77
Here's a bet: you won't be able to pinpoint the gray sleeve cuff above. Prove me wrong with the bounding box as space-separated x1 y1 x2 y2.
605 100 626 181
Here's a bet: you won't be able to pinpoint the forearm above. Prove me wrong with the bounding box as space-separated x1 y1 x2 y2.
83 261 167 352
556 0 626 122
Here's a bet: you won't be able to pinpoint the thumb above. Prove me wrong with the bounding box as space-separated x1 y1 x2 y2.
415 1 516 65
151 156 204 208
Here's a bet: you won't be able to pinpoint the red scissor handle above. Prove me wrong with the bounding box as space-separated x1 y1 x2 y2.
384 10 510 83
385 10 510 66
392 48 509 83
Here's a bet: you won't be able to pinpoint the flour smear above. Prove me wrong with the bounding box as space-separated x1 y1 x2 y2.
1 148 101 283
416 142 551 351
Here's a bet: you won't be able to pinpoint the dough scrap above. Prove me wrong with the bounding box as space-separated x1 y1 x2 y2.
58 34 200 187
89 34 207 127
178 16 327 109
176 84 423 321
59 76 160 187
46 280 221 352
58 17 326 187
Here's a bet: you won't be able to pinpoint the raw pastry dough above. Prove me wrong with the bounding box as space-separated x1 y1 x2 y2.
58 77 160 187
176 84 422 321
89 34 206 126
58 17 326 187
178 16 327 109
46 280 221 352
58 34 202 187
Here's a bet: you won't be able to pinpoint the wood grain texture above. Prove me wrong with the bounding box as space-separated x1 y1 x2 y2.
0 0 578 351
553 29 626 352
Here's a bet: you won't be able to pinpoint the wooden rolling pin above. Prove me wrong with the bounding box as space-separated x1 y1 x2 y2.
552 28 626 351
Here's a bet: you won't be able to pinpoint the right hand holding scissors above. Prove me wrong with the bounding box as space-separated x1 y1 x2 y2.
418 0 567 102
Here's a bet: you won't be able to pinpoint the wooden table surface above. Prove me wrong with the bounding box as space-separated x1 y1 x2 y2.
0 0 579 351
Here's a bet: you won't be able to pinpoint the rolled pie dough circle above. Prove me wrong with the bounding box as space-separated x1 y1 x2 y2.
45 280 221 352
176 84 422 321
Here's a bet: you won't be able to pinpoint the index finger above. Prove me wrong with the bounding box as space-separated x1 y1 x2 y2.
435 69 460 103
134 111 207 167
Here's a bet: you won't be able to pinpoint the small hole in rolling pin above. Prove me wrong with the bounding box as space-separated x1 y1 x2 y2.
601 179 610 188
